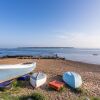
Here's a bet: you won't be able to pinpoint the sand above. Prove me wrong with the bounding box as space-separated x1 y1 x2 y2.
0 58 100 100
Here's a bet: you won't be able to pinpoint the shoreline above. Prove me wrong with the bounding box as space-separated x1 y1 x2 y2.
0 55 65 60
0 58 100 99
0 57 99 72
1 55 100 65
1 55 100 66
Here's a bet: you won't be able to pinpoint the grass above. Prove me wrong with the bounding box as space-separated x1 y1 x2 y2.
0 84 12 92
19 92 47 100
76 88 86 94
0 80 48 100
59 86 66 92
91 97 100 100
0 80 99 100
0 92 47 100
47 87 56 91
70 87 89 96
0 80 25 91
0 93 19 100
0 79 27 98
12 80 25 88
78 96 100 100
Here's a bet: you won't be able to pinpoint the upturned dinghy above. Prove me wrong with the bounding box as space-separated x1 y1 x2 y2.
63 72 82 88
30 72 47 88
0 62 36 83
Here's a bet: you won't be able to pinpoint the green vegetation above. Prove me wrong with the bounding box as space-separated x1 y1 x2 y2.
19 92 47 100
0 84 12 92
59 86 66 92
0 80 25 92
0 80 47 100
0 80 26 99
91 97 100 100
0 93 19 100
47 86 56 91
0 92 47 100
12 80 25 88
74 87 89 95
0 80 99 100
78 96 100 100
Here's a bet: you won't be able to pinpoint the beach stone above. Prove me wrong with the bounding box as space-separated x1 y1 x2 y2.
0 58 99 100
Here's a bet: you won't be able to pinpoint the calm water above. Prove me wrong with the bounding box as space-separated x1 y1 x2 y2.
0 47 100 65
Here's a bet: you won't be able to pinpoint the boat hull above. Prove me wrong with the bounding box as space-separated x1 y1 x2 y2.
30 72 47 88
30 77 47 88
0 62 36 83
63 72 82 88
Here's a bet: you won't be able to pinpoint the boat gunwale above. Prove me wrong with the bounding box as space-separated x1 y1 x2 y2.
0 62 36 69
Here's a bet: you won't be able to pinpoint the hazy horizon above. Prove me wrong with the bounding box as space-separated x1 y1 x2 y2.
0 0 100 48
0 46 100 50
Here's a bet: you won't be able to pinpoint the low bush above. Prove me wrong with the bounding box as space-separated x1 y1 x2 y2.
91 97 100 100
59 86 66 92
19 92 47 100
0 93 19 100
12 80 25 88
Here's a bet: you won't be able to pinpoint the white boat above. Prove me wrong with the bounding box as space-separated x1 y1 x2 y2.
63 72 82 88
30 72 47 88
0 62 36 83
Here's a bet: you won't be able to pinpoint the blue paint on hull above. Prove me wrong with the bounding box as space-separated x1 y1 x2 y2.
63 72 82 88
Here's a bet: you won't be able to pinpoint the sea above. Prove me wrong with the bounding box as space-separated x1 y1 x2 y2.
0 47 100 65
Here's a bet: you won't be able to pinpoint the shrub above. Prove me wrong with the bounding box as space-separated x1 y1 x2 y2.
19 92 47 100
0 93 19 100
12 80 25 88
59 86 66 92
91 97 100 100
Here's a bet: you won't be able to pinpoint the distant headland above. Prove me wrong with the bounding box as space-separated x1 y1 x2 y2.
17 47 74 49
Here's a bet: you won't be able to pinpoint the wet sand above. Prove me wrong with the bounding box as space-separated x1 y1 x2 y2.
0 58 100 100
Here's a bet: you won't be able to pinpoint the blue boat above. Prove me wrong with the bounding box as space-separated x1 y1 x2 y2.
17 74 30 81
0 80 12 88
63 72 82 88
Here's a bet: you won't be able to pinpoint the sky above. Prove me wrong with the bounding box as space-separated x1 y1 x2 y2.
0 0 100 48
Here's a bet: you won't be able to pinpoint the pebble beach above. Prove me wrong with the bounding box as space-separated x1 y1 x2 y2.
0 58 100 100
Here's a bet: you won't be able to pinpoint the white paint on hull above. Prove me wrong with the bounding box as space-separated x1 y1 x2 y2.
30 72 47 88
0 62 36 83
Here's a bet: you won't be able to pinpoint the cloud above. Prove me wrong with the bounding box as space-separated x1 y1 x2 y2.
56 32 100 48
